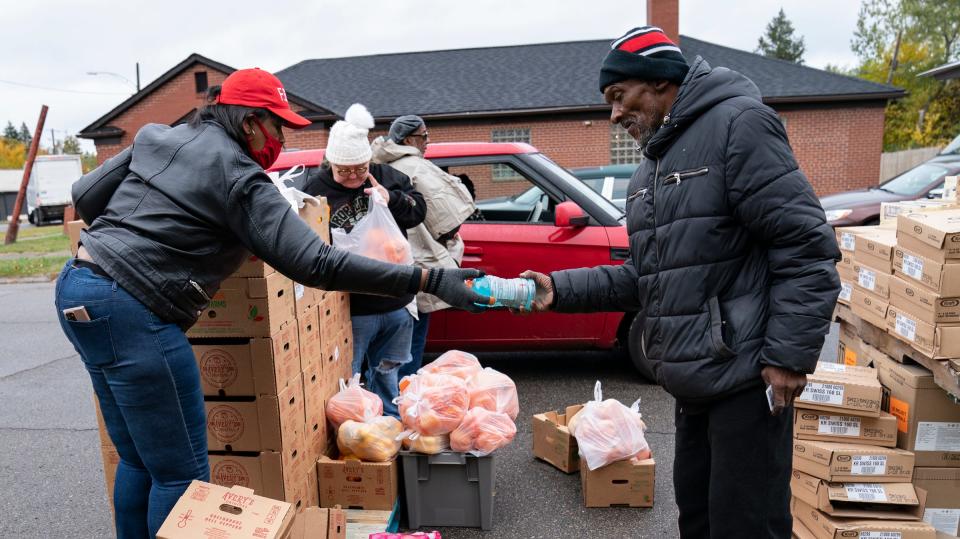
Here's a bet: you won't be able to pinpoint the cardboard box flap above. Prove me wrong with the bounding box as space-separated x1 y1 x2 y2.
900 210 960 251
156 480 294 539
794 497 937 539
824 482 920 506
856 228 898 260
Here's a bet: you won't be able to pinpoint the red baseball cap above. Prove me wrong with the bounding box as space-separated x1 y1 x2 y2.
217 68 311 128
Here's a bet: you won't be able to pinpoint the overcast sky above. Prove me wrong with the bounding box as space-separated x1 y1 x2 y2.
1 0 865 154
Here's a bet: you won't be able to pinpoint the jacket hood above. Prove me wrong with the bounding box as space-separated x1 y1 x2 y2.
370 136 420 164
645 56 762 158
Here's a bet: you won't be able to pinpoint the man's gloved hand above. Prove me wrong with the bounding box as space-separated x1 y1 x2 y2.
423 267 492 314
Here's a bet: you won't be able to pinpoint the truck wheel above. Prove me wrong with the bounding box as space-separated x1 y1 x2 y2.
28 210 36 225
36 208 45 226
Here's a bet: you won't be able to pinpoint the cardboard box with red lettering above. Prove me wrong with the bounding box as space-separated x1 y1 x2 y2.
287 506 346 539
913 467 960 536
580 455 656 508
792 496 937 539
316 455 398 511
795 362 883 417
188 272 296 338
791 469 926 520
208 450 312 510
532 404 583 473
204 375 307 455
156 480 295 539
873 352 960 468
191 326 301 397
852 287 891 330
886 305 960 359
792 439 916 483
232 252 276 278
794 410 898 447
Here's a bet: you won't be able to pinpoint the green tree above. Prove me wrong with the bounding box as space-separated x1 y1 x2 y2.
18 122 31 146
3 122 18 141
81 152 98 173
851 0 960 150
756 8 806 64
61 136 82 155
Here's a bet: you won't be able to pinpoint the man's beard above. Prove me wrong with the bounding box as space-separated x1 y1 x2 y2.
632 123 657 149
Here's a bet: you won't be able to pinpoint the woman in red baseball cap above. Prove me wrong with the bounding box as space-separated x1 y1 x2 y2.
59 68 488 538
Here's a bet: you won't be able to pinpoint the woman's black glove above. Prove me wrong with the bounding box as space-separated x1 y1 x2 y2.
423 267 491 313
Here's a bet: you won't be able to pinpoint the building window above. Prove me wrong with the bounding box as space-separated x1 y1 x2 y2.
194 71 208 93
610 124 643 164
491 128 531 180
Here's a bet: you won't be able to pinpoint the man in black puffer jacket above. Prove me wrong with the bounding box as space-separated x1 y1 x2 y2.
522 27 840 538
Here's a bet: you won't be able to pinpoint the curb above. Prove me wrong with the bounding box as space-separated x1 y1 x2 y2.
0 275 58 285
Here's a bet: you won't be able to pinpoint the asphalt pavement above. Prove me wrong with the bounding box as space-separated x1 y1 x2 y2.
0 281 838 538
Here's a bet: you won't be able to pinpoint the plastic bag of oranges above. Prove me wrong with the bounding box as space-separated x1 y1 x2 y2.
570 381 650 471
331 189 412 265
449 407 517 456
419 350 483 381
396 372 470 436
337 416 403 462
326 373 383 429
465 368 519 420
401 432 451 455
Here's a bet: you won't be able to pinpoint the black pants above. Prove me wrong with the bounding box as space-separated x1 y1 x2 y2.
674 386 793 539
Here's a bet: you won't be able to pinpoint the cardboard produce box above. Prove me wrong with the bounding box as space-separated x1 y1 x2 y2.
188 272 297 338
532 404 583 473
855 228 897 274
897 210 960 262
894 246 960 297
790 469 926 520
913 468 960 536
297 304 323 370
191 327 301 397
322 328 354 393
287 506 346 539
873 353 960 467
890 275 960 326
838 321 869 366
854 259 893 299
232 253 276 278
580 456 655 508
794 410 898 447
205 376 306 453
792 439 915 483
793 496 936 539
156 480 295 539
208 451 311 509
886 305 960 359
851 287 891 330
302 363 333 463
316 455 398 511
796 362 883 417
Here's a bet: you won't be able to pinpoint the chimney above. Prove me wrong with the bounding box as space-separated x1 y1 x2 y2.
647 0 679 44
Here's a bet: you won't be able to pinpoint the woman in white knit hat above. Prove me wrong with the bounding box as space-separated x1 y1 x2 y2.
294 103 425 417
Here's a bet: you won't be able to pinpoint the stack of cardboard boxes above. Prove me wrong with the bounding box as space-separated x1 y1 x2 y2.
850 227 898 332
791 362 936 538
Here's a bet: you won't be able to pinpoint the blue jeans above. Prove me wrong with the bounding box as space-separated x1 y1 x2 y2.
351 308 414 418
401 311 431 379
55 262 209 539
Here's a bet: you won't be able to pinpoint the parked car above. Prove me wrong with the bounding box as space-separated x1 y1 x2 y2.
819 156 960 227
570 164 637 210
269 143 652 377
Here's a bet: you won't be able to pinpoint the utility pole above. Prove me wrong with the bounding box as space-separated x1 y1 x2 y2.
136 62 141 92
5 105 47 245
50 129 56 154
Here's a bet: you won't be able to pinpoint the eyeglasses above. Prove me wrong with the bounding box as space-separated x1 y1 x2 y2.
333 166 368 177
409 131 429 139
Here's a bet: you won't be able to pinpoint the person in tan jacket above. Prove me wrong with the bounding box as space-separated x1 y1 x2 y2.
371 115 476 375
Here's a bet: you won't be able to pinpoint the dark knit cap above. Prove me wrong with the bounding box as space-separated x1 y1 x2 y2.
599 26 690 92
388 115 425 144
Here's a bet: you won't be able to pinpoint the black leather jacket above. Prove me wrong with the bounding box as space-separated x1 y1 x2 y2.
73 121 419 328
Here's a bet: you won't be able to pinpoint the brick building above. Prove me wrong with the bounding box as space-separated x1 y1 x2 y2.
80 7 902 199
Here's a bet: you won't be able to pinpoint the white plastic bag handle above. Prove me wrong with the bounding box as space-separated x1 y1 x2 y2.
593 380 603 402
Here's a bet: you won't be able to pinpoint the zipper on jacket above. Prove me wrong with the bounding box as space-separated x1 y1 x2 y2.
189 280 211 302
627 188 648 202
661 167 709 186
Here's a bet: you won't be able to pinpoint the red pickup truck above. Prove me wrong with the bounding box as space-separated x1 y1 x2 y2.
271 142 646 373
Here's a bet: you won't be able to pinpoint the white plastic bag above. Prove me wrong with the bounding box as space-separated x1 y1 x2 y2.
570 381 650 471
331 189 413 265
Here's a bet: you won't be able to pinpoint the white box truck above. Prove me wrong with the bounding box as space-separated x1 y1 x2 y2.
27 155 83 225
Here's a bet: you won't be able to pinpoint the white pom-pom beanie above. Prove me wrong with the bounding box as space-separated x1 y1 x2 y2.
326 103 374 165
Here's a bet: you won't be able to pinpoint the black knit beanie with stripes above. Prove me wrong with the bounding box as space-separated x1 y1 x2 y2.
599 26 690 92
